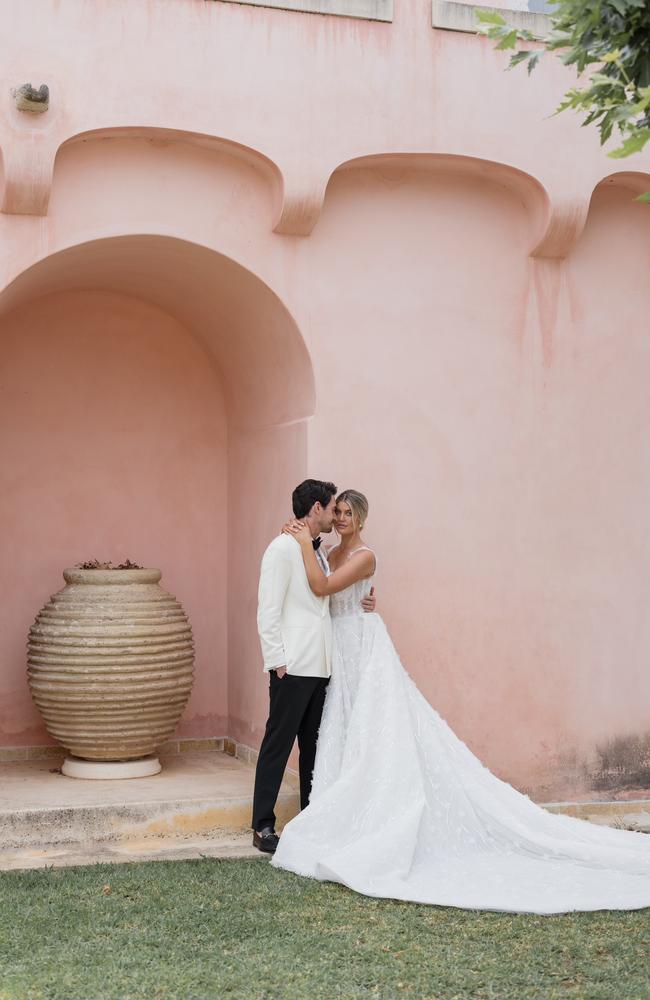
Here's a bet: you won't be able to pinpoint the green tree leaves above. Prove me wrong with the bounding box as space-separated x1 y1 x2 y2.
477 0 650 169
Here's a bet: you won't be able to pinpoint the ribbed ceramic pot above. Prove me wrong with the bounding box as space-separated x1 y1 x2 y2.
27 569 194 765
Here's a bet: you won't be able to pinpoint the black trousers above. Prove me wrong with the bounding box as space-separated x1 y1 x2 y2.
251 671 329 831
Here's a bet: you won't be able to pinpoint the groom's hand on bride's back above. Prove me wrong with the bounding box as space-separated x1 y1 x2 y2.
361 586 376 613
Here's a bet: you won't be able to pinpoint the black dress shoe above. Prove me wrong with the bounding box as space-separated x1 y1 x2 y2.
253 827 279 854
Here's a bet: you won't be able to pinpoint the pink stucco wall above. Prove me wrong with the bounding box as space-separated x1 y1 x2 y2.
1 0 649 798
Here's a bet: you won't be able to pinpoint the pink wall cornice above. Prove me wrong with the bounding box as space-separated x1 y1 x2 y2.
1 0 649 245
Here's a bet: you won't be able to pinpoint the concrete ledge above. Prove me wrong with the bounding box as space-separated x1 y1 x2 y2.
543 799 650 833
0 834 265 871
432 0 550 37
207 0 393 22
0 793 299 850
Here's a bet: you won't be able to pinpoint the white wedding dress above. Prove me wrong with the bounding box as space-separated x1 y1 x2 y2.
272 555 650 913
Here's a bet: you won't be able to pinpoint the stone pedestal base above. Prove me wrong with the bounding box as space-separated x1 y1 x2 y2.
62 756 161 780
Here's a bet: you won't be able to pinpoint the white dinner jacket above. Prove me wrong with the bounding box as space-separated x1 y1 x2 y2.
257 534 332 678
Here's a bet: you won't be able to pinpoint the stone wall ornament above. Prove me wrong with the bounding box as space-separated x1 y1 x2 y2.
13 83 49 113
27 566 195 779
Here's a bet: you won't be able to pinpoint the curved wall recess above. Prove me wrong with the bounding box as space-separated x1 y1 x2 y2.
3 120 589 257
532 170 650 260
0 234 314 429
60 127 324 240
1 125 285 223
319 152 550 250
0 233 315 746
323 152 613 262
58 127 284 211
592 170 650 198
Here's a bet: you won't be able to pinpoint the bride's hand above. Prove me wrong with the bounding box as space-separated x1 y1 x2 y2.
281 519 312 544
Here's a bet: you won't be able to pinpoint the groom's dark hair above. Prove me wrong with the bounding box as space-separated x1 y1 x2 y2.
292 479 337 518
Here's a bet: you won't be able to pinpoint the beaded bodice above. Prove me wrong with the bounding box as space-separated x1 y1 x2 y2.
327 546 375 619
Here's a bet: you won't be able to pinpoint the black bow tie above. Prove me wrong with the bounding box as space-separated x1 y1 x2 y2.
312 537 322 551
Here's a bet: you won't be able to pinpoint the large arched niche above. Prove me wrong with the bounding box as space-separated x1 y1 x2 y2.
0 235 315 750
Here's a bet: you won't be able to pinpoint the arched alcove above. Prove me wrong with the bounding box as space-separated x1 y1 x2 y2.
46 127 285 239
0 236 315 750
321 152 550 252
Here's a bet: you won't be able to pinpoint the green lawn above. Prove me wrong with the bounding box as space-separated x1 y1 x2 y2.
0 858 648 1000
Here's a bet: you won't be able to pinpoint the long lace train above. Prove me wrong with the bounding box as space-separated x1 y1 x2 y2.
272 598 650 914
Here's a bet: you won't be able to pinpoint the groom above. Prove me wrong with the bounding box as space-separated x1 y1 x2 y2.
252 479 375 853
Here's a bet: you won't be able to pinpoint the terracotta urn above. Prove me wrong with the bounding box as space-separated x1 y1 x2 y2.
27 568 194 778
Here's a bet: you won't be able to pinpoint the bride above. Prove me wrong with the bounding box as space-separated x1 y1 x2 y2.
271 489 650 914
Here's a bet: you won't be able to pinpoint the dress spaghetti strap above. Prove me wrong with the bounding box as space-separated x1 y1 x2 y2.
345 545 376 574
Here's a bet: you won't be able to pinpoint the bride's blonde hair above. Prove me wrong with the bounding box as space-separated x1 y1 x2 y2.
337 489 369 532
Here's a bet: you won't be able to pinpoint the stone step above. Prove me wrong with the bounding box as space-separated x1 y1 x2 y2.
0 792 299 850
0 833 265 871
0 751 299 864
